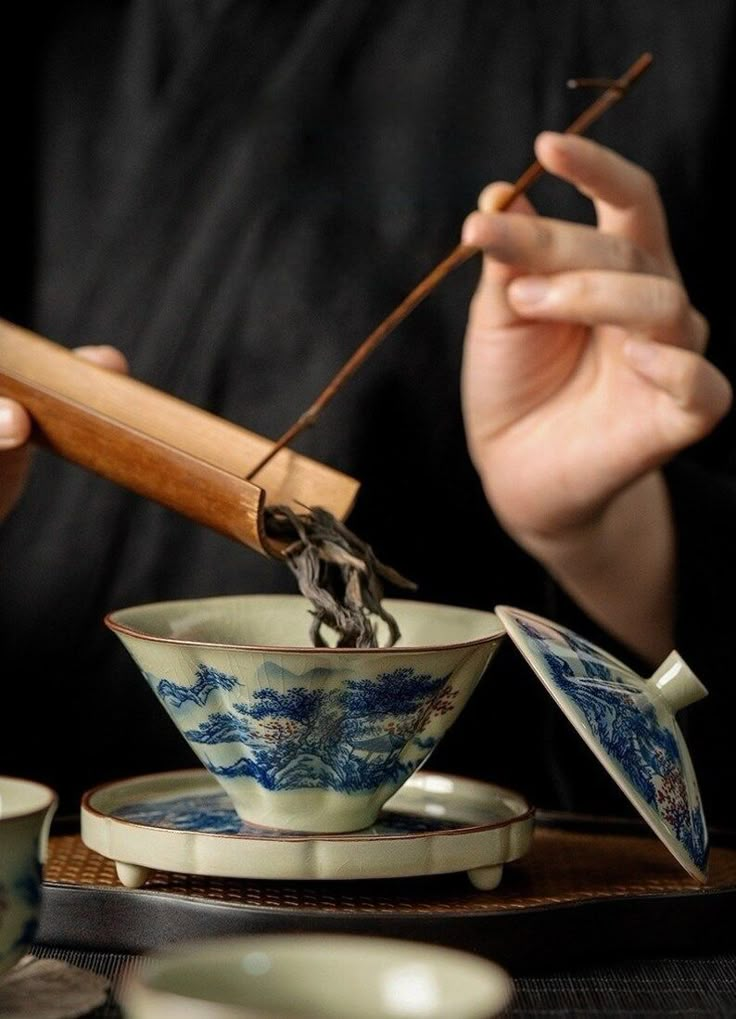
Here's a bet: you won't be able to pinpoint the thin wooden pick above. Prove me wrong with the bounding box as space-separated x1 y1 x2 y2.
246 52 653 482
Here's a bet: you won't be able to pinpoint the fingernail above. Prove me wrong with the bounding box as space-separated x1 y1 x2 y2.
461 215 479 246
509 277 551 307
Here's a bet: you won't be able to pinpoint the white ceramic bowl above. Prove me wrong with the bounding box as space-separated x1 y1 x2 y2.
121 934 513 1019
0 777 57 979
106 595 505 833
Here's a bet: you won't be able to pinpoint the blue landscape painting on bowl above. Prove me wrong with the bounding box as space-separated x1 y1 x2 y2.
515 614 707 873
144 659 463 796
115 790 462 836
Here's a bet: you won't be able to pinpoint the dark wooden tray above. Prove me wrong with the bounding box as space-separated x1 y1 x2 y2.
38 816 736 975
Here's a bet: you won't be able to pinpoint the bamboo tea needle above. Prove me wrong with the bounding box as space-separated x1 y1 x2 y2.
246 52 653 483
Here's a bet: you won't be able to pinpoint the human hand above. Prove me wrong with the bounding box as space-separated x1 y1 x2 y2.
461 131 731 549
0 344 128 522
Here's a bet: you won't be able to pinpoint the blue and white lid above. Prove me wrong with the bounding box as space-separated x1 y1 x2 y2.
495 605 709 882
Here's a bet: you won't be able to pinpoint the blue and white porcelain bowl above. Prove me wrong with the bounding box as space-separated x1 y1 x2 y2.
106 595 505 833
0 777 57 980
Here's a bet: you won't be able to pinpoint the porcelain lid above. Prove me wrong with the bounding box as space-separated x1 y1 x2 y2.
495 605 709 882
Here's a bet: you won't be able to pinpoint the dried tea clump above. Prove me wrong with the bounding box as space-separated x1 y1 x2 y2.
264 505 417 649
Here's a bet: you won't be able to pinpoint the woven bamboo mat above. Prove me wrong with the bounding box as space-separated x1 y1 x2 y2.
44 827 736 914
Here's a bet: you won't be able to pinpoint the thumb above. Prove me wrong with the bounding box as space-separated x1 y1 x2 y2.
74 344 129 374
462 183 538 332
0 399 32 523
0 397 32 451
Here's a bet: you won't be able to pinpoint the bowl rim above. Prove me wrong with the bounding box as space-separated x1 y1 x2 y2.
104 594 506 654
123 932 514 1017
0 775 57 821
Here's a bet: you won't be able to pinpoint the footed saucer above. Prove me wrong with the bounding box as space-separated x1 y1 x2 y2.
80 768 533 890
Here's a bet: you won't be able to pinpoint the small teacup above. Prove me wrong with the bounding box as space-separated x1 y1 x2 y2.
106 595 505 833
0 777 57 980
121 934 513 1019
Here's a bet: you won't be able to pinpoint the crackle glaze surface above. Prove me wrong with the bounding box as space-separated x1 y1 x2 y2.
106 596 505 832
496 605 708 881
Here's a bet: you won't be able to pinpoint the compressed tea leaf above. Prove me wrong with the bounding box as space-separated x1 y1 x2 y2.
264 505 417 648
264 505 416 648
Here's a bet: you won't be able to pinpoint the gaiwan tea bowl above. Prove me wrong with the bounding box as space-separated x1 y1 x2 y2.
105 595 505 833
0 776 57 979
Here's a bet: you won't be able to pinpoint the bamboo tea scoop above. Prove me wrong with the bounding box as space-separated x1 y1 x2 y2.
0 319 359 557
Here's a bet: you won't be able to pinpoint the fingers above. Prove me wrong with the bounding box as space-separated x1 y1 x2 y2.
0 344 128 523
462 209 657 278
477 182 536 217
74 344 129 373
0 400 32 523
534 132 675 270
0 397 32 451
0 346 127 451
623 339 733 448
462 134 684 336
507 271 708 352
463 182 539 330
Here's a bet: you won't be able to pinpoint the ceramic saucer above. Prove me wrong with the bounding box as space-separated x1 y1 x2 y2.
80 768 534 891
495 605 708 882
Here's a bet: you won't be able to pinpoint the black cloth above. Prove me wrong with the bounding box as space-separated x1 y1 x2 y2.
2 1 735 822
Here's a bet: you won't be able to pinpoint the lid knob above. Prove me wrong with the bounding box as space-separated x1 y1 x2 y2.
646 651 708 713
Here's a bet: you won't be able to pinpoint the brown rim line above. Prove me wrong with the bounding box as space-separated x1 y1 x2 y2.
0 776 58 820
80 769 535 842
103 597 506 655
103 621 506 655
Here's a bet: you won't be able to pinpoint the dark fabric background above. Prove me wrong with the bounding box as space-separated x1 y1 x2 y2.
2 1 735 823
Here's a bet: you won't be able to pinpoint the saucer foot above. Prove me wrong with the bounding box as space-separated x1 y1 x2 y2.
116 862 151 889
467 864 503 890
80 769 533 884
